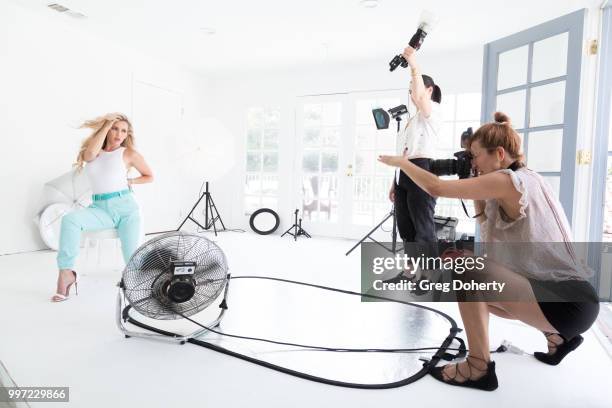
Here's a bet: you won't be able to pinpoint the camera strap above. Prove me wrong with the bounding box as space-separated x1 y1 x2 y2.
461 161 523 219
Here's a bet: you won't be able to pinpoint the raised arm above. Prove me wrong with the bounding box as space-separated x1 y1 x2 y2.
403 46 432 118
83 114 119 162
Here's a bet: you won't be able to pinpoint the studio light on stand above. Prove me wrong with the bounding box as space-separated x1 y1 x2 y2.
346 104 409 256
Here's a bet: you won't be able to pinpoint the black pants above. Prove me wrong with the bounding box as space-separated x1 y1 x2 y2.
394 158 438 257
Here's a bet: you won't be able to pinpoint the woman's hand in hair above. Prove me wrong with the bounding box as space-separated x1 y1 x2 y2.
102 112 122 123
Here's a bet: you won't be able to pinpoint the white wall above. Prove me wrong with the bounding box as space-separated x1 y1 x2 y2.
0 1 212 254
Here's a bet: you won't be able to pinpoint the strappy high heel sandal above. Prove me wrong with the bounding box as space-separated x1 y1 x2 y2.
430 355 499 391
534 332 583 366
51 270 78 302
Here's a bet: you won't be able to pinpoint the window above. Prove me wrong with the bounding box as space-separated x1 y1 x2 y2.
435 93 482 235
244 107 280 215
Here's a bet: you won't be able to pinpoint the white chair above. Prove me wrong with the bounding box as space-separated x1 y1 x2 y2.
81 229 124 272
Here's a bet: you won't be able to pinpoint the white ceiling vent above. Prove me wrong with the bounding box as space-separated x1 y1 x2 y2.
47 3 87 19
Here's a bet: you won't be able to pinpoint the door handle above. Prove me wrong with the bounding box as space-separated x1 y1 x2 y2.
346 164 353 177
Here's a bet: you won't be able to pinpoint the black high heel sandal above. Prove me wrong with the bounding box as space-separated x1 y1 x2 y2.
534 332 583 366
430 355 499 391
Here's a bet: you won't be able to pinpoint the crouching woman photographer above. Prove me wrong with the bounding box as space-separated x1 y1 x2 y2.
378 112 599 391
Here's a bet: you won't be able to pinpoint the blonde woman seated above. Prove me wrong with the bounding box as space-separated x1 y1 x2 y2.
51 113 153 302
378 112 599 391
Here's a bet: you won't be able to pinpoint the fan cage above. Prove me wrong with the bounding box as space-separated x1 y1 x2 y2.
122 232 229 320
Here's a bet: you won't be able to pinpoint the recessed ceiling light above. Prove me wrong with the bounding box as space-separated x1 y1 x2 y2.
200 27 216 35
360 0 379 8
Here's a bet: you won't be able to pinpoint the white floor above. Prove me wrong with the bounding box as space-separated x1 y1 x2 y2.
1 231 610 408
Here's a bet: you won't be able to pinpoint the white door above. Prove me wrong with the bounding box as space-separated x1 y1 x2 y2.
294 91 411 238
294 94 349 236
132 80 183 234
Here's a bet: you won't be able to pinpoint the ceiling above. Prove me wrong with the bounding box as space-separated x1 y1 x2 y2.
16 0 597 75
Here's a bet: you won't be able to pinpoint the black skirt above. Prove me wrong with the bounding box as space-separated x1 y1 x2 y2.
528 278 600 340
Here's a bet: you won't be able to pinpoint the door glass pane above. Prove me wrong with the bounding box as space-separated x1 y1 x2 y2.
247 108 264 128
529 81 565 127
497 45 529 90
321 127 340 147
261 174 278 195
262 152 278 172
543 176 561 200
302 175 338 222
532 32 568 82
245 174 261 195
247 128 262 149
356 125 375 149
264 109 280 128
263 128 279 149
353 176 373 201
355 151 374 174
496 90 526 128
527 129 563 172
246 152 262 172
302 151 320 172
321 151 338 172
303 127 320 147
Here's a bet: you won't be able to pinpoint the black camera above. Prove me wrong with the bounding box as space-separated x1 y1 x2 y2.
430 127 474 179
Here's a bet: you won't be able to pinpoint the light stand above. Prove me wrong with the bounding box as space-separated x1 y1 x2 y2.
148 181 226 236
347 108 408 256
281 209 311 241
345 206 400 256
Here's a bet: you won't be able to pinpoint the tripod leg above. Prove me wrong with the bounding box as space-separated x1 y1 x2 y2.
345 211 394 256
175 192 207 232
207 193 227 230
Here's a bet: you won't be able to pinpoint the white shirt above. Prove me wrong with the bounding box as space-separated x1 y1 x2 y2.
86 147 129 195
395 101 442 183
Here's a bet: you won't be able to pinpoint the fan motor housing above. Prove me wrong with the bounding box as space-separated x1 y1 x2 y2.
166 261 197 303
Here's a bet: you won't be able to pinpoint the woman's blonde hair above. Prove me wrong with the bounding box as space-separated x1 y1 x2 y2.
75 113 135 170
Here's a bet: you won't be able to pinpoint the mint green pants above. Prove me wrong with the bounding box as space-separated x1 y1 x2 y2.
56 192 141 270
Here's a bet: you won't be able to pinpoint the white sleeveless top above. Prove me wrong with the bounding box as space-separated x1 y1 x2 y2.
86 147 129 195
480 167 592 281
395 102 442 183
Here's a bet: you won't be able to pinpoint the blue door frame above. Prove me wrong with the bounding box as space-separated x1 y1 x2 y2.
481 9 586 223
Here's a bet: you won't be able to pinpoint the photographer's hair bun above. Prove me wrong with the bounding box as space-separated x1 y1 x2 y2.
494 111 511 125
